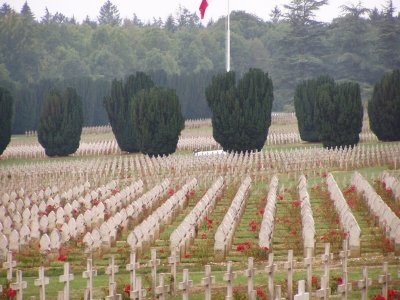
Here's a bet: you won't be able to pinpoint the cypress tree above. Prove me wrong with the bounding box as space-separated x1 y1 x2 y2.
206 68 274 152
104 72 154 152
294 75 334 142
132 87 184 156
368 69 400 141
315 81 363 148
0 86 14 155
38 87 83 156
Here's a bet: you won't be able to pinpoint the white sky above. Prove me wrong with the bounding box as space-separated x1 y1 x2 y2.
6 0 395 23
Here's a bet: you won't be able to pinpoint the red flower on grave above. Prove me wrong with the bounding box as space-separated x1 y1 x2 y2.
263 246 269 251
278 195 284 201
159 248 165 253
386 187 393 193
322 172 328 178
336 276 343 285
311 275 318 285
291 200 301 207
249 220 257 231
112 188 120 195
184 253 191 258
291 230 297 236
201 232 207 239
57 253 68 261
168 188 175 196
3 287 17 298
256 289 265 296
388 289 399 299
340 231 348 237
258 208 265 215
123 284 131 294
320 235 327 241
236 242 252 252
330 230 337 236
372 295 385 300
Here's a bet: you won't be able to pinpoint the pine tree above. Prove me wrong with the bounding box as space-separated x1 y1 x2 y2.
132 87 184 156
38 87 83 156
98 0 121 26
104 72 154 152
368 69 400 141
315 81 363 148
20 1 34 21
294 75 334 142
206 68 274 152
0 86 14 155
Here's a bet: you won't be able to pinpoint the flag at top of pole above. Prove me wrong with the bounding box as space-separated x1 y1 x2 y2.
199 0 208 19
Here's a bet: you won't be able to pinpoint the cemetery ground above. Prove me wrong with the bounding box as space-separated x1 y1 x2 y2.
0 116 399 299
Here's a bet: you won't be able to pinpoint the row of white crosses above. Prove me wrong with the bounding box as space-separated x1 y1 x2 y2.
127 178 198 252
214 176 252 259
170 176 224 256
381 171 400 202
326 173 361 256
351 172 400 253
297 175 316 254
266 132 301 145
258 175 279 250
1 246 399 300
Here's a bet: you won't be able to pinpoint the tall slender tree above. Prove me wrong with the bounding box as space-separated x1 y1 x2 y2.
38 87 83 156
368 69 400 141
98 0 121 26
0 86 13 155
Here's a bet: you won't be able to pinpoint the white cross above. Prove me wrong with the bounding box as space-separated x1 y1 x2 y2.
178 269 193 300
82 258 97 300
357 266 372 300
34 266 49 300
294 280 309 300
275 285 285 300
201 265 215 300
126 251 140 293
265 253 277 299
105 256 119 295
168 248 179 294
245 257 256 298
224 261 236 300
59 262 74 300
284 250 296 300
155 273 170 300
148 248 160 295
321 243 333 283
338 241 352 299
105 282 122 300
130 276 147 300
3 251 16 280
315 275 330 300
378 262 391 299
11 270 27 300
303 248 313 293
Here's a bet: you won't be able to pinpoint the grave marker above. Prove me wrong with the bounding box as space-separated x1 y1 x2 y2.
34 266 49 300
201 265 215 300
357 266 372 300
59 262 74 300
178 269 192 300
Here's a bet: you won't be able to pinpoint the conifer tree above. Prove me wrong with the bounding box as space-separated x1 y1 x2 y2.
294 75 334 142
38 87 83 156
0 86 13 155
315 81 363 148
206 68 274 152
104 72 154 152
132 87 184 156
368 69 400 141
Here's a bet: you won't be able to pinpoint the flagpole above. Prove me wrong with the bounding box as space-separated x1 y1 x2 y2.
226 0 231 72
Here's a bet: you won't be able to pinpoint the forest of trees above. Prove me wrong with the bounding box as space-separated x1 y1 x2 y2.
0 0 399 133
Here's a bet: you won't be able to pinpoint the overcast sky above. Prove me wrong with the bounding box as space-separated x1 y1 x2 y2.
7 0 394 23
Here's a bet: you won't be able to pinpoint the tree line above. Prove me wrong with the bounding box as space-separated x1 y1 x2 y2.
0 0 399 134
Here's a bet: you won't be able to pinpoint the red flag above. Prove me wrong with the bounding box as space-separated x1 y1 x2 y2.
199 0 208 19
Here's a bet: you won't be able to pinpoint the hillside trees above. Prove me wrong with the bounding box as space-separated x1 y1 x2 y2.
38 87 83 156
368 69 400 141
0 86 14 155
206 68 274 152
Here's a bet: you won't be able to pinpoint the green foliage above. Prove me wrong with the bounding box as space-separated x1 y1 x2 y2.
104 72 154 153
0 86 13 155
368 69 400 141
38 87 83 157
98 0 121 26
206 68 274 152
294 75 334 142
132 87 184 156
315 81 363 148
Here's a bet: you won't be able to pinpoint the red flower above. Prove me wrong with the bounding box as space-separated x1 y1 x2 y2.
263 246 269 251
388 289 399 299
3 288 17 299
236 242 252 252
372 295 385 300
340 231 348 237
278 195 284 201
249 220 257 231
159 248 165 253
168 189 175 196
112 188 120 195
386 187 393 193
256 289 265 296
57 253 68 261
291 200 301 207
312 275 318 285
258 208 265 215
201 232 207 239
124 284 131 294
336 276 343 285
184 253 191 258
